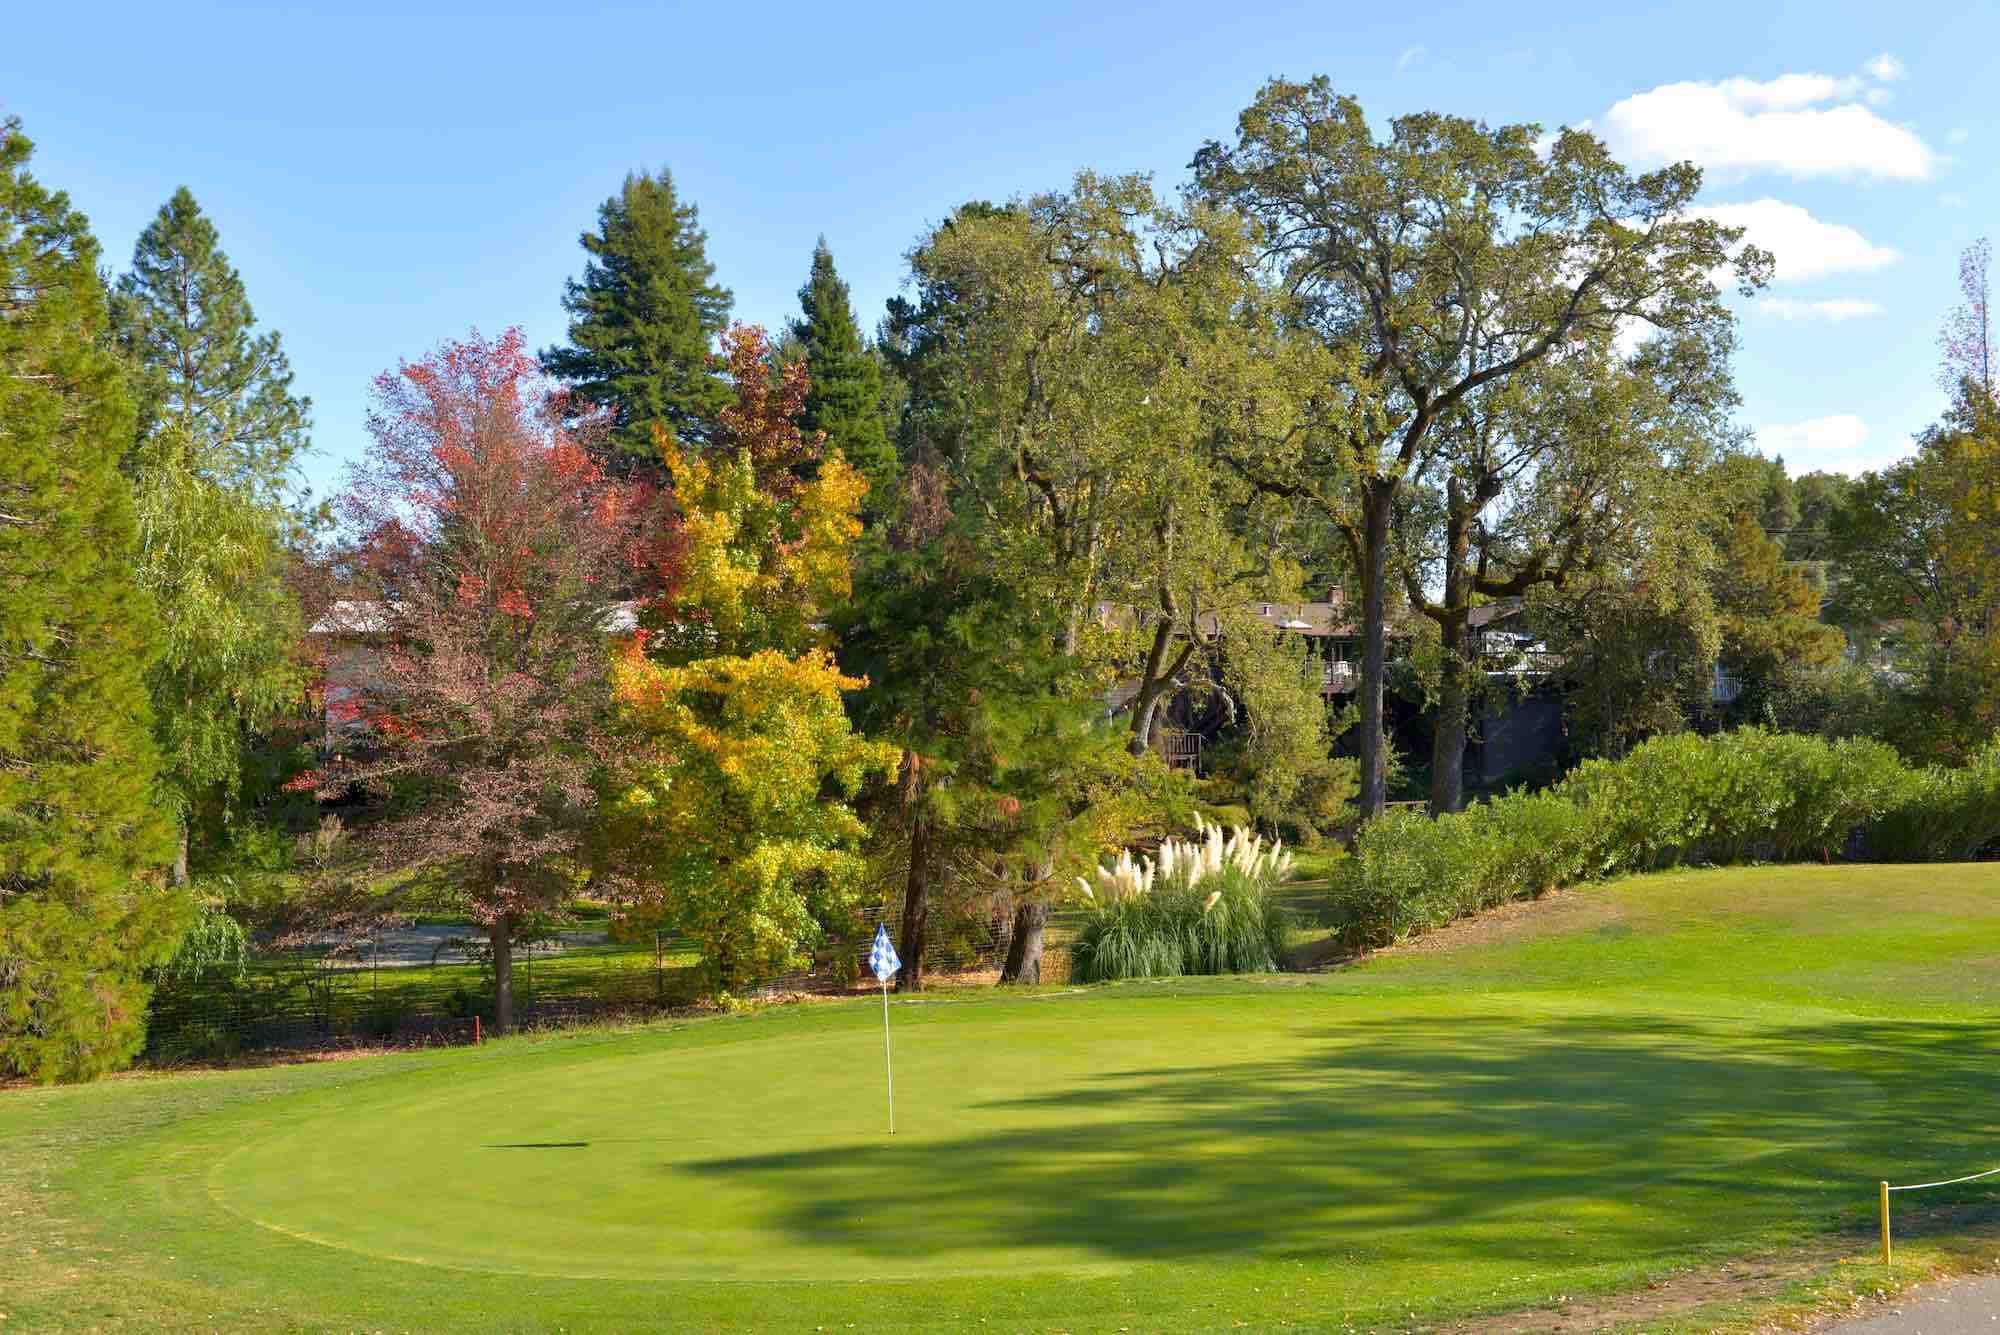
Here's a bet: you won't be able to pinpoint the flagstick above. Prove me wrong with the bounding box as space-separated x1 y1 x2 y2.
880 979 895 1135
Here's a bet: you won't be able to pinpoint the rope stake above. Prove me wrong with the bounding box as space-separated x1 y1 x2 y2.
1880 1181 1891 1266
1875 1164 2000 1266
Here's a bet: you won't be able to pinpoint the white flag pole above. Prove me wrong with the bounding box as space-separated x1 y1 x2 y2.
880 978 895 1135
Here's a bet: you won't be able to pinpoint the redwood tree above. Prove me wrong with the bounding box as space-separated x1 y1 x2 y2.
333 328 639 1032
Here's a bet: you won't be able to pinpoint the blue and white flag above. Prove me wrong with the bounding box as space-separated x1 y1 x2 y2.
869 924 901 984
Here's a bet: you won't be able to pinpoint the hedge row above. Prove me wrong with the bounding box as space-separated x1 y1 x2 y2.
1336 729 2000 950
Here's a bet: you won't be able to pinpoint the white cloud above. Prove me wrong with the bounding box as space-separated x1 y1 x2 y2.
1691 199 1899 282
1396 45 1425 73
1754 297 1884 321
1754 415 1907 475
1599 62 1935 181
1864 53 1907 82
1612 315 1654 360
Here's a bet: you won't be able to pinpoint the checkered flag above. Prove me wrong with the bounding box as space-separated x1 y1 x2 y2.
869 924 901 984
868 924 901 1133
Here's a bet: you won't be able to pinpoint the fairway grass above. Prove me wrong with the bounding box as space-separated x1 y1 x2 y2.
8 863 2000 1331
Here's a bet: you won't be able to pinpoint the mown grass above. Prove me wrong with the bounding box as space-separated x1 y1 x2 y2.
7 863 2000 1331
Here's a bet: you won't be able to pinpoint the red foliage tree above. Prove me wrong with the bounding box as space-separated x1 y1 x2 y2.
716 322 822 490
331 328 641 1031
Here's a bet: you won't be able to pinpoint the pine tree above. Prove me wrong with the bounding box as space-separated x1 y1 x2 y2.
542 169 732 465
113 187 309 493
791 240 893 501
113 188 308 882
0 119 183 1083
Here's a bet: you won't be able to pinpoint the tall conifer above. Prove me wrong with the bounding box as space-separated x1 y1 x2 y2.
114 187 309 491
543 169 732 464
0 119 182 1083
113 188 308 881
791 240 893 501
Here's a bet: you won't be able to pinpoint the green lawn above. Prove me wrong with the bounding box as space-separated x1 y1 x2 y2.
8 863 2000 1330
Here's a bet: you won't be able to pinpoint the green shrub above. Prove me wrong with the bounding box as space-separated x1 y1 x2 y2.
359 999 410 1041
1336 727 1990 952
1481 790 1596 895
1560 729 1915 873
1870 741 2000 860
1338 804 1543 949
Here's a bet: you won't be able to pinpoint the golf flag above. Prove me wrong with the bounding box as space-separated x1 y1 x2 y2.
869 924 901 983
870 924 900 1134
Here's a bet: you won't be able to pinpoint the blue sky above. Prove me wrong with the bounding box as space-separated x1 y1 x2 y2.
7 0 1991 499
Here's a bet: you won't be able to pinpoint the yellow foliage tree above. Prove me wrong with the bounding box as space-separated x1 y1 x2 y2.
609 645 894 990
607 325 893 992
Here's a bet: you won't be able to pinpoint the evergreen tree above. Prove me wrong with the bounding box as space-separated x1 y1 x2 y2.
542 169 732 465
0 119 183 1083
113 188 309 883
791 239 893 501
113 187 309 493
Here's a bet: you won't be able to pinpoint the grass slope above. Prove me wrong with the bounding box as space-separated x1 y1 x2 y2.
7 863 2000 1331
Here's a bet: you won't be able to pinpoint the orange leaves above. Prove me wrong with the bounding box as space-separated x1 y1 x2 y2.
715 324 825 489
637 324 866 665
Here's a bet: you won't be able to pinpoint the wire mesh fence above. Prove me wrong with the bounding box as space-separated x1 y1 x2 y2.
142 901 1075 1065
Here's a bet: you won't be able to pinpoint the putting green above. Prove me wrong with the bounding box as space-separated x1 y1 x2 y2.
18 863 2000 1330
204 988 1871 1283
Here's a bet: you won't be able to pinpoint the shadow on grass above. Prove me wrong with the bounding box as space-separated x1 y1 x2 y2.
682 1013 2000 1267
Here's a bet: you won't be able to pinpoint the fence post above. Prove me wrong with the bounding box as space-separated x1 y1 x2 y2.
1880 1181 1892 1265
474 1014 482 1046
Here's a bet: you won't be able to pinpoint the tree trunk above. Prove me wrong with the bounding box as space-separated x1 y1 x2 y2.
896 808 933 993
1356 481 1395 820
171 824 190 887
1429 629 1472 815
999 898 1047 985
489 917 515 1035
1132 691 1167 757
1429 483 1475 816
1128 619 1174 756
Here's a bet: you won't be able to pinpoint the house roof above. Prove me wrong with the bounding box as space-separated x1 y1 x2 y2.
1094 591 1419 641
1468 598 1529 630
309 599 641 636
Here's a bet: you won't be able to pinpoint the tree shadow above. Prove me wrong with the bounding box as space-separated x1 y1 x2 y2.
680 1013 2000 1268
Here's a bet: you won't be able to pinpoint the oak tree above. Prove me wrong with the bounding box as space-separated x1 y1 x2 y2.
1195 77 1766 817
